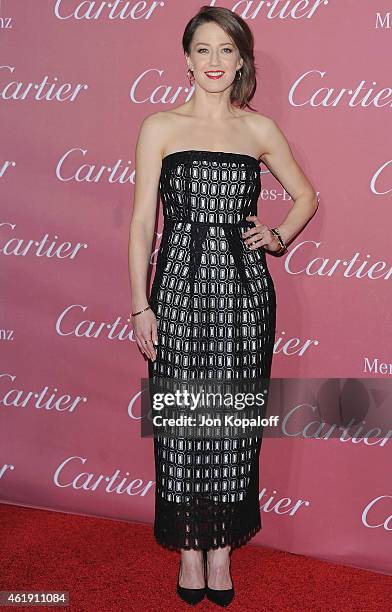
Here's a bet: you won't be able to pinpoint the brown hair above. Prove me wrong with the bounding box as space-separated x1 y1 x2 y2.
182 5 258 111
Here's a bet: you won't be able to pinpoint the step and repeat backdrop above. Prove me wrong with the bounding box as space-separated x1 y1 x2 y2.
1 1 391 575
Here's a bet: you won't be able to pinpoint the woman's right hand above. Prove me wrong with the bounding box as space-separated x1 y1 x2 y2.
131 308 158 361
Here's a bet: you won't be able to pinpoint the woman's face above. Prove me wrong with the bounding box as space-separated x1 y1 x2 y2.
186 22 243 92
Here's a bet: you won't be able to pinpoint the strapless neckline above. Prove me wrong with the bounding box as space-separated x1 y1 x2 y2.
161 149 261 168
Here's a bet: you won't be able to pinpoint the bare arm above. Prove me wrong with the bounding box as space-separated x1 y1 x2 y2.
128 112 165 361
128 113 164 312
257 116 318 247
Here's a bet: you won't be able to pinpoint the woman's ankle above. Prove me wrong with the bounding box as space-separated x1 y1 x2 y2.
179 549 205 588
180 548 204 565
206 547 232 589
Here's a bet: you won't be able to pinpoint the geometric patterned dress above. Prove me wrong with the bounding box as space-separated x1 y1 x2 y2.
148 149 276 551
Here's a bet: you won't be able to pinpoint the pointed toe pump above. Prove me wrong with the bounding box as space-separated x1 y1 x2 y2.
176 557 206 605
205 550 235 607
206 586 235 608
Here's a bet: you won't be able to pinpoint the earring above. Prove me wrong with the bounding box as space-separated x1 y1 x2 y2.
236 68 242 80
187 68 194 85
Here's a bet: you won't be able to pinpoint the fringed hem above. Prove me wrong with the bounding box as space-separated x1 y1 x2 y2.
154 521 261 552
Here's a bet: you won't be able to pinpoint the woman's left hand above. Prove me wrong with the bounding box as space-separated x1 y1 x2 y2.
242 215 281 252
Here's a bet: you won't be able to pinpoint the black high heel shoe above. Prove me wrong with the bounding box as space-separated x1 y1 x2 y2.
176 555 206 605
205 549 235 607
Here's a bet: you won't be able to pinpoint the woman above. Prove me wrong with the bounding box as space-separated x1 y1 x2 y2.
128 5 318 607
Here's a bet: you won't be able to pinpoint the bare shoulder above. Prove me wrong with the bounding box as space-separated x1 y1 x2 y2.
243 110 274 125
138 107 183 158
139 108 179 126
135 110 175 161
245 111 282 137
137 110 170 141
243 111 290 158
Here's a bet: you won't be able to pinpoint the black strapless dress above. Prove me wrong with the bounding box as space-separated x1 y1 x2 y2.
148 150 276 551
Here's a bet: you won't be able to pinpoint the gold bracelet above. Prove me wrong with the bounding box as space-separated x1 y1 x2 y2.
270 228 287 253
273 241 285 254
127 305 151 322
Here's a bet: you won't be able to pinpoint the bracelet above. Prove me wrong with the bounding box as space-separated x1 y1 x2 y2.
270 227 288 254
273 242 285 255
127 305 151 322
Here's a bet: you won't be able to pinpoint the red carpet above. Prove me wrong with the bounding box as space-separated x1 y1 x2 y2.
1 503 390 611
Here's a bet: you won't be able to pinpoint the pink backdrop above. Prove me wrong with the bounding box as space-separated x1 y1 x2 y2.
1 1 391 576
